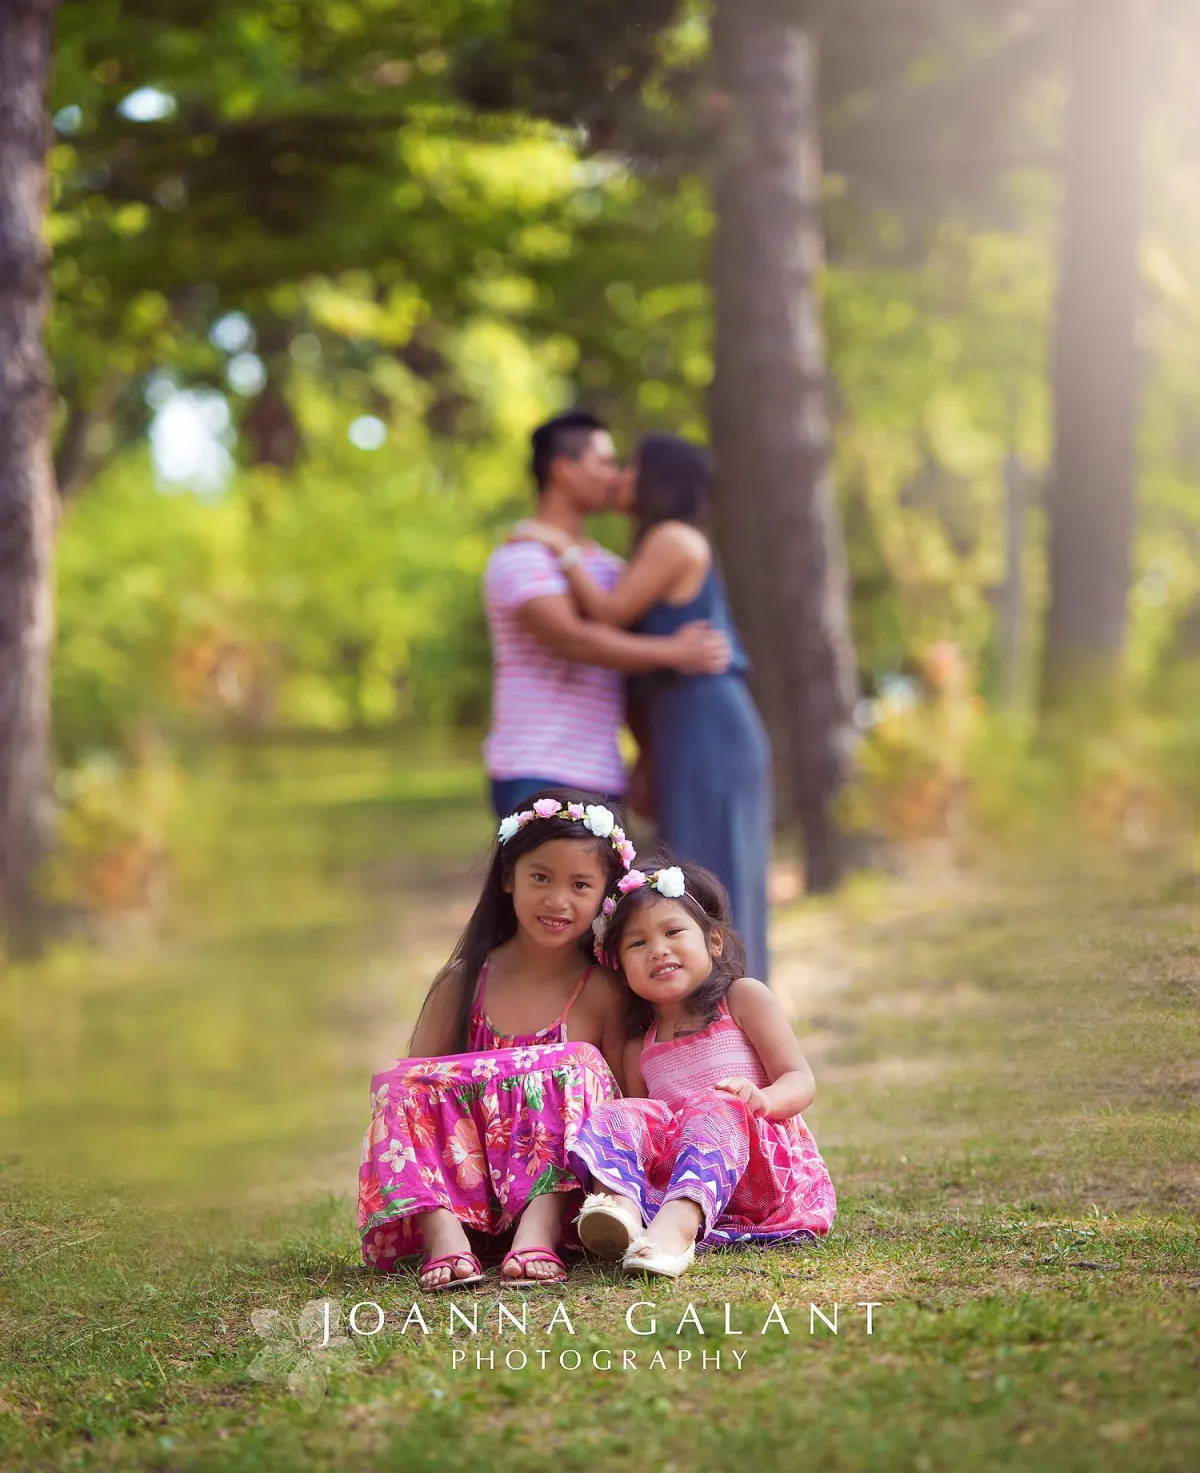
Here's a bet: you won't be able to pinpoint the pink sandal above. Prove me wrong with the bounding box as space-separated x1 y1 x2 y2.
418 1250 485 1292
500 1246 568 1286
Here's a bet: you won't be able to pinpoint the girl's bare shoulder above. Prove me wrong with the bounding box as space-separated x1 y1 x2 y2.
579 964 624 1014
725 975 775 1021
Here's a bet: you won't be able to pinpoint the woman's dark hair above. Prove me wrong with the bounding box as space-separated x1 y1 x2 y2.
633 433 712 544
602 853 747 1037
413 787 626 1052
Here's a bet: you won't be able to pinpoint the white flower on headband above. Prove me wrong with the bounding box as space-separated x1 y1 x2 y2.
655 867 686 899
616 866 686 899
583 805 615 839
496 798 636 874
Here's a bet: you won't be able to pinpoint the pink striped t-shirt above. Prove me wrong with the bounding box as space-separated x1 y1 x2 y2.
483 541 627 793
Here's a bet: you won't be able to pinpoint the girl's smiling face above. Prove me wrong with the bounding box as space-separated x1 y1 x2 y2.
616 898 719 1005
505 838 608 951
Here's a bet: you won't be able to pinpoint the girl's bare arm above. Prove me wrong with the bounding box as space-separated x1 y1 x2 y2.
591 973 632 1091
407 971 462 1057
621 1035 648 1098
721 977 816 1120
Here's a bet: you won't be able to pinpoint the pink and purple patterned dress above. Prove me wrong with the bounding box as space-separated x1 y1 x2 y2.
359 964 618 1272
571 996 836 1245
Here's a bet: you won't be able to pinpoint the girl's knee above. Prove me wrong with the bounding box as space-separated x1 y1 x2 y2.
559 1041 607 1071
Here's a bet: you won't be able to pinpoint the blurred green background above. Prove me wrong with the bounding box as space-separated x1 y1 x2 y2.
8 0 1198 1179
1 8 1198 1470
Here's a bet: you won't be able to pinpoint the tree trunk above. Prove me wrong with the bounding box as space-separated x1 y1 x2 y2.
242 317 302 471
1039 0 1142 727
708 0 858 892
0 0 59 955
999 443 1027 710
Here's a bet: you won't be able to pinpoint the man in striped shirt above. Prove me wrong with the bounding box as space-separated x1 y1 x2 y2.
483 411 729 818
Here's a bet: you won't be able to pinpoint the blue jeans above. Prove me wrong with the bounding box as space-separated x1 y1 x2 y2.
490 777 624 821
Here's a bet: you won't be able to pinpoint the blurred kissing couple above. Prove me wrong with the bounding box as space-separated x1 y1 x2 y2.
482 411 772 981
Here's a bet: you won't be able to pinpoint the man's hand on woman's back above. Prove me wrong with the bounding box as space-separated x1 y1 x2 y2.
669 621 731 675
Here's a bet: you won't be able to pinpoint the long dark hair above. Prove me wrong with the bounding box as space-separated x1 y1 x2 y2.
602 854 747 1038
413 788 627 1053
633 433 712 547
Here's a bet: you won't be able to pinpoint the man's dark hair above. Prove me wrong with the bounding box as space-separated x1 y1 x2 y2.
530 410 608 493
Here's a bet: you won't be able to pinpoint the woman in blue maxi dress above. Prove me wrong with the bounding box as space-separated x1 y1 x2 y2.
513 434 772 981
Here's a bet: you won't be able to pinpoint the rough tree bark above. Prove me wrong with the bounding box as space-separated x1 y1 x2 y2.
0 0 59 955
1040 0 1142 727
708 0 858 891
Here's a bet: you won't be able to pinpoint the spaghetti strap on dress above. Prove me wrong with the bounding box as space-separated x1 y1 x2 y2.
358 963 616 1272
469 961 591 1048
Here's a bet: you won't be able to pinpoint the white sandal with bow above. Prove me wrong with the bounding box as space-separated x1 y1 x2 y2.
620 1236 697 1279
576 1192 644 1260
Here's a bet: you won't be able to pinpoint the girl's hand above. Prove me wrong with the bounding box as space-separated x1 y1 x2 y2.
713 1076 769 1117
508 519 574 556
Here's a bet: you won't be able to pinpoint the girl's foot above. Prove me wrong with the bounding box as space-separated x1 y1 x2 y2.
416 1208 479 1290
637 1198 703 1259
500 1246 567 1285
502 1193 567 1282
622 1237 695 1279
622 1199 703 1279
577 1190 643 1259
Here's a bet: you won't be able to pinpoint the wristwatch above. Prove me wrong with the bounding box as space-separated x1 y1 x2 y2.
558 545 583 571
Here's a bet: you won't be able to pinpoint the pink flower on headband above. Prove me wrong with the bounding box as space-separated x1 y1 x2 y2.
517 810 535 827
533 799 561 818
602 897 616 917
618 869 647 894
611 826 625 845
566 803 585 820
618 840 636 867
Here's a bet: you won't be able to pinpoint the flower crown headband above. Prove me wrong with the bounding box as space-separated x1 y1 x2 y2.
497 799 637 872
591 865 688 965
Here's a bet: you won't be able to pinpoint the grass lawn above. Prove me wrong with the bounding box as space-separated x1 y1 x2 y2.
2 744 1197 1471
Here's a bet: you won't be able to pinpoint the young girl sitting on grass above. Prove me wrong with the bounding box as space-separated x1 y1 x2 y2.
571 858 836 1278
358 791 633 1289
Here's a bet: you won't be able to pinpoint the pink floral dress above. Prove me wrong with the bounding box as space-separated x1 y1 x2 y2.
571 996 836 1245
358 964 618 1272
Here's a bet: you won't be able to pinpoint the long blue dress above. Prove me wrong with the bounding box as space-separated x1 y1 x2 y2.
632 568 773 981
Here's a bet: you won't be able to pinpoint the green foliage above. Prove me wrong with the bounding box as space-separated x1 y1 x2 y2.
54 451 247 758
43 0 1200 766
52 315 568 757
